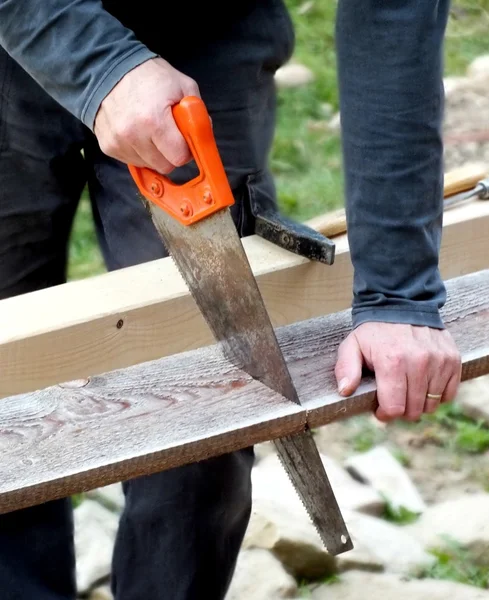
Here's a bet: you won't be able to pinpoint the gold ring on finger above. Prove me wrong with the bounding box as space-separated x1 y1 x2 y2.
426 393 443 400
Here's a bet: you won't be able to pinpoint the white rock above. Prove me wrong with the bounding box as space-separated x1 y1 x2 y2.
337 511 434 576
297 0 314 15
327 112 341 132
406 493 489 564
89 586 113 600
275 63 314 88
345 445 426 514
254 441 276 463
74 500 119 594
245 483 430 578
455 375 489 425
225 549 297 600
86 483 125 512
444 76 468 98
252 453 384 518
467 55 489 81
311 571 489 600
243 496 335 578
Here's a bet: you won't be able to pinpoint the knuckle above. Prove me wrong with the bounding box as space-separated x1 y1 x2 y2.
156 162 174 175
385 352 405 370
184 76 200 95
414 349 430 369
439 349 461 374
138 112 155 131
172 145 192 167
98 136 117 158
450 349 462 367
382 404 405 418
115 122 138 144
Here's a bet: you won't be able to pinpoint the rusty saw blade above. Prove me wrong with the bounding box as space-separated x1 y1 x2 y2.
128 96 353 555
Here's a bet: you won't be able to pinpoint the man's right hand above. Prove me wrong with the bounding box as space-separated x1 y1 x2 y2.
93 57 200 174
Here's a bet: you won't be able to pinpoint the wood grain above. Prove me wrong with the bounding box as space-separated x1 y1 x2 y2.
0 347 305 513
1 269 488 514
1 200 489 398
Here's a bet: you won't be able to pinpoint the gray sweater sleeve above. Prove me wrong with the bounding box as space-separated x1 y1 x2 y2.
335 0 450 330
0 0 157 130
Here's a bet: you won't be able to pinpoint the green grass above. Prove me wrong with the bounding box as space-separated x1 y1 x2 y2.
382 500 420 525
68 192 105 280
417 536 489 589
298 573 341 597
420 402 489 454
444 1 489 73
272 0 342 222
67 0 489 280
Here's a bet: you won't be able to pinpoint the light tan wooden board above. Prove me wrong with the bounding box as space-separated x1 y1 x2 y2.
1 200 489 398
0 269 488 514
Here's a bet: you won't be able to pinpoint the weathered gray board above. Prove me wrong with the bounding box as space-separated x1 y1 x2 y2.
0 269 488 513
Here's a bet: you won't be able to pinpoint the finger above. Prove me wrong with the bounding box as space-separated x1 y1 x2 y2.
374 358 408 421
424 391 443 414
423 363 448 414
442 367 462 404
335 334 363 396
404 360 430 421
181 77 201 98
153 106 193 168
97 133 151 168
132 138 174 175
424 346 461 412
376 405 397 423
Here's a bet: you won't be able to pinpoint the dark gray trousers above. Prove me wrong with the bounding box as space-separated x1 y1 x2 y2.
0 2 294 597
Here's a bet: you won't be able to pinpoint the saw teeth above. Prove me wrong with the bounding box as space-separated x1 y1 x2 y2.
274 441 331 551
143 199 351 555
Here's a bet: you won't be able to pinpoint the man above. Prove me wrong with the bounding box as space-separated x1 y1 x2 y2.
0 0 461 599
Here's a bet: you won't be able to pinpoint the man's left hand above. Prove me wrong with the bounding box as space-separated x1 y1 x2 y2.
334 323 462 422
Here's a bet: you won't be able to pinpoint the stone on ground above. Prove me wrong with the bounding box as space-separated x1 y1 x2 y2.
274 63 315 88
406 493 489 565
244 496 335 579
252 453 384 518
86 483 125 513
225 549 298 600
345 445 426 514
311 572 489 600
467 54 489 80
75 500 118 594
88 587 112 600
337 511 434 576
455 376 489 426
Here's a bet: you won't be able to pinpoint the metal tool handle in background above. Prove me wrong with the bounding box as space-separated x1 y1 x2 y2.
128 97 235 225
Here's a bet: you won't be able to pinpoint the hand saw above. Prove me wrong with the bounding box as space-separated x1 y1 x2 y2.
128 96 353 555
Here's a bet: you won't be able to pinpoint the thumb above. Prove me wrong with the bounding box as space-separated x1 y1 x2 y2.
335 333 364 396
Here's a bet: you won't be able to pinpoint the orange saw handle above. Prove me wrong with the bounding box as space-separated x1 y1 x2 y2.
128 96 235 226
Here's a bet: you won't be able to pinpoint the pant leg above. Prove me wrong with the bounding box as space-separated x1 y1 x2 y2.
0 46 86 599
83 2 295 599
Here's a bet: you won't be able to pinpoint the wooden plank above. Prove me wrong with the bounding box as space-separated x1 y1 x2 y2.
0 350 305 514
1 200 489 399
1 269 488 514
